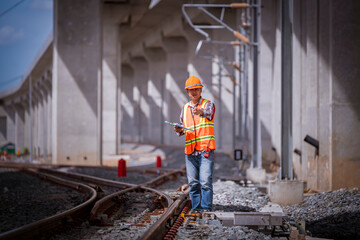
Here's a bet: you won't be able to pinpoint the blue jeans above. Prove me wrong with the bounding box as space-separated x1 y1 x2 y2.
185 150 214 212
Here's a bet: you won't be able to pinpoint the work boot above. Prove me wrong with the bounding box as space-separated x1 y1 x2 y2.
201 210 209 218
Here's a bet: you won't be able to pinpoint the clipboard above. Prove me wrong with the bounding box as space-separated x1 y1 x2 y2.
164 121 194 132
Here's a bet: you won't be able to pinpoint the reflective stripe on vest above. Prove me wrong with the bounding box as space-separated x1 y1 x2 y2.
183 98 216 155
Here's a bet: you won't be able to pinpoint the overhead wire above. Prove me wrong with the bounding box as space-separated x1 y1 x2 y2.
0 0 26 19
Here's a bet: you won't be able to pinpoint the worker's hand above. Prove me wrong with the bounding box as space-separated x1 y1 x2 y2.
192 106 204 115
174 126 183 133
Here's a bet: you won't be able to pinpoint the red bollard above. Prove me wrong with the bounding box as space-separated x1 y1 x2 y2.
118 159 126 177
156 156 162 168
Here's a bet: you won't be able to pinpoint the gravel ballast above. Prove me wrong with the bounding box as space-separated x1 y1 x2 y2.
283 188 360 240
0 170 87 233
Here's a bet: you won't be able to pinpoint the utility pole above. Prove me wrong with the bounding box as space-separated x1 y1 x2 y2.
281 0 293 179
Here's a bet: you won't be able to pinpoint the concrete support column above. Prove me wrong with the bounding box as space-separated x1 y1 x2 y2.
261 0 282 164
161 36 189 146
0 106 6 142
102 4 129 156
301 0 320 190
120 64 135 142
129 57 149 143
53 0 102 165
292 0 304 181
32 88 42 160
20 98 30 156
5 105 16 145
331 0 360 189
39 81 49 163
14 104 25 154
44 79 52 161
143 46 167 144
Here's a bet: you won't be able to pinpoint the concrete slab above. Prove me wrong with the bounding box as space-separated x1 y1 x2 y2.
259 202 283 214
246 168 266 184
208 212 234 227
269 180 304 206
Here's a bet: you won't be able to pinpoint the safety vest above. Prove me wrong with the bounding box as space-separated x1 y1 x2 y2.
183 98 215 155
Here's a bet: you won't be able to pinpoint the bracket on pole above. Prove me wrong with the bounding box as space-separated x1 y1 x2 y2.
182 3 255 44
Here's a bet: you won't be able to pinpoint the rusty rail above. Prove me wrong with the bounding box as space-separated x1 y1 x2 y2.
140 188 190 240
0 162 187 238
38 167 184 223
0 169 97 240
89 170 185 223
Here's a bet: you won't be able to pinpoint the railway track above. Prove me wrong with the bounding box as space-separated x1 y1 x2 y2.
0 168 97 240
0 162 189 240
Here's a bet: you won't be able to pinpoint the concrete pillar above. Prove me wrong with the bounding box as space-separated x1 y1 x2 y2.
14 104 25 154
120 64 135 142
53 0 102 165
102 4 129 156
129 57 149 143
43 79 52 161
161 36 189 146
0 106 6 142
303 0 320 191
39 81 49 163
331 0 360 189
315 0 332 190
292 0 304 181
5 105 16 145
20 98 30 156
143 46 167 144
261 0 282 165
32 88 42 160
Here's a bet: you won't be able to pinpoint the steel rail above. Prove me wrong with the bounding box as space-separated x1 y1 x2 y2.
38 167 177 204
89 170 185 222
38 167 138 189
0 169 97 240
140 188 190 240
38 167 184 223
0 163 186 235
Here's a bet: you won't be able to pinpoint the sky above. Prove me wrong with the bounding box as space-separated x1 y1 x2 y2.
0 0 53 92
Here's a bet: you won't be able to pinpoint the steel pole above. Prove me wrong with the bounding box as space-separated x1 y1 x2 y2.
252 0 262 168
281 0 293 179
218 60 222 149
233 49 236 150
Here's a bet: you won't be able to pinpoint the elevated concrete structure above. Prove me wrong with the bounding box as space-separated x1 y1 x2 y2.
0 0 359 191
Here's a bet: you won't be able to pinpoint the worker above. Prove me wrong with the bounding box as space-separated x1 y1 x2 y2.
173 76 216 215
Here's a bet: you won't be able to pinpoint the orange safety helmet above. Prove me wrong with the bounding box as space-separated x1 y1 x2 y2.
185 76 204 90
